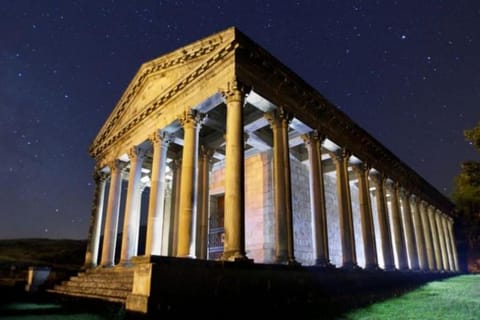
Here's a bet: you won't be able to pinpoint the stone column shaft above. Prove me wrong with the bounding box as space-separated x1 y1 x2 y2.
177 110 200 257
84 172 107 268
428 206 443 270
370 172 395 270
387 183 408 270
222 82 248 261
412 197 428 270
169 159 182 256
268 112 287 262
447 220 459 271
400 191 419 270
100 160 124 267
420 201 435 270
303 131 329 266
280 110 296 265
145 132 170 256
436 212 449 271
441 216 454 271
196 146 213 259
353 163 378 270
332 149 356 268
120 147 146 263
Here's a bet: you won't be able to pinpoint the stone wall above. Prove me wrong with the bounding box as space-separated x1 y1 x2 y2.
290 157 313 264
208 150 369 267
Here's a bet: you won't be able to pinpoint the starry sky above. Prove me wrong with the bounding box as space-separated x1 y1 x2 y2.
0 1 479 240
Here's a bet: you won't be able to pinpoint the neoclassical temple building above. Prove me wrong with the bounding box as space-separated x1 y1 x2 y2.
53 27 458 312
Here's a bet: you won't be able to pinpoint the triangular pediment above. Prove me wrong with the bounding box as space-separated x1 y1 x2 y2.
113 56 209 133
90 27 237 156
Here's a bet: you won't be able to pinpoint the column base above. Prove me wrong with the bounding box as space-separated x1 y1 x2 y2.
364 264 381 271
313 258 335 269
287 259 301 268
383 264 396 271
340 262 360 271
101 262 115 268
119 259 134 267
221 251 251 263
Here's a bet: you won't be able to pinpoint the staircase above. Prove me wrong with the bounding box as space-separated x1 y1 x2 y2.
49 266 134 303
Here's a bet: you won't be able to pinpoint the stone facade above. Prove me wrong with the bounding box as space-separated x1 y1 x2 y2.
81 26 458 274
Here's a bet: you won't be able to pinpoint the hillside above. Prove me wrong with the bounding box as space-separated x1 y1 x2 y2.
0 238 86 270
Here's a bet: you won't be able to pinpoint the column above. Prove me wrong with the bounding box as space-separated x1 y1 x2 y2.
352 163 378 270
134 182 147 253
435 211 449 271
302 131 329 266
386 181 408 270
145 131 170 256
400 190 419 270
428 206 443 270
100 160 124 267
120 146 146 264
280 108 297 265
447 219 459 271
369 172 395 270
222 81 249 261
441 215 454 271
266 110 287 263
84 171 108 268
420 201 435 270
411 195 428 270
177 109 201 257
196 145 213 259
168 159 182 256
331 148 357 268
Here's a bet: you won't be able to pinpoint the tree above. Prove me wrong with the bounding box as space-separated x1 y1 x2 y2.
452 121 480 273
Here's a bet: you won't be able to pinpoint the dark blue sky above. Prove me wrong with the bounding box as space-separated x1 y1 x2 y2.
0 1 479 239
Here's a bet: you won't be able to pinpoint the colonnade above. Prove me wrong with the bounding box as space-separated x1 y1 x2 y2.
84 83 458 273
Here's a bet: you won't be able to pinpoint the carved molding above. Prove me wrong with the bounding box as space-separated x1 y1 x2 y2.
149 130 172 146
91 40 237 157
178 109 203 128
221 79 248 104
128 146 147 162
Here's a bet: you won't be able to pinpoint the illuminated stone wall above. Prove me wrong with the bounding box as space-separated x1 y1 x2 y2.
290 157 313 264
209 151 367 266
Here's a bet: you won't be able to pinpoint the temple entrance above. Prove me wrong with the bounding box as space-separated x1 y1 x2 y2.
208 194 225 260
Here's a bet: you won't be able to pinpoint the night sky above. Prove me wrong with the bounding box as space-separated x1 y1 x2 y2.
1 1 479 240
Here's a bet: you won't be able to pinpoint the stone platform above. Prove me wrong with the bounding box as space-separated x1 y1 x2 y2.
49 256 457 317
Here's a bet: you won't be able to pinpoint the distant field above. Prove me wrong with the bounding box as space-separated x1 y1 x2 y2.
0 238 86 270
343 275 480 320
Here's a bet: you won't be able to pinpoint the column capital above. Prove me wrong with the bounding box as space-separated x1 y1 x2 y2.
329 148 351 165
221 79 248 104
384 179 399 192
369 170 385 185
410 193 420 204
301 130 325 145
149 130 172 146
178 108 203 129
93 170 109 183
420 199 429 209
399 187 411 200
128 146 147 162
107 159 127 173
168 158 182 171
199 144 214 161
265 106 293 129
351 162 370 175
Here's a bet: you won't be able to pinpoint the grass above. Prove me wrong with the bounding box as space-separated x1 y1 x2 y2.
342 275 480 320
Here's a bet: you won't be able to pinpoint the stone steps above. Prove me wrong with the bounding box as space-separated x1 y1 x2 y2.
49 266 134 304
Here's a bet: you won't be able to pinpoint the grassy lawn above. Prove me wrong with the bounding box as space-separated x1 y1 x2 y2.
342 275 480 320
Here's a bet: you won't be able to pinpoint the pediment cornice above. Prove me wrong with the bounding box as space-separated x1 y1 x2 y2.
90 27 237 158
